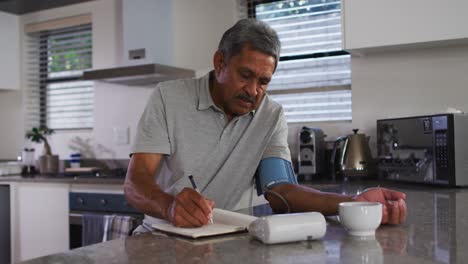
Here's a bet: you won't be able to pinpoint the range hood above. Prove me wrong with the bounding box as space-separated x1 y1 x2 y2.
83 1 196 86
83 63 195 86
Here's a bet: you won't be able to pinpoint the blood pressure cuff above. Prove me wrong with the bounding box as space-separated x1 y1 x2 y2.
254 157 298 196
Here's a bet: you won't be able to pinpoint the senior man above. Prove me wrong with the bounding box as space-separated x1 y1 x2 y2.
125 19 407 229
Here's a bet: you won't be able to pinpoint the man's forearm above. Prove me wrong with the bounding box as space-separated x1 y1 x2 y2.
124 158 174 220
268 184 354 215
124 177 173 220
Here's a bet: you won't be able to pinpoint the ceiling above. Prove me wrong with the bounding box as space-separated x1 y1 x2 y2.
0 0 94 15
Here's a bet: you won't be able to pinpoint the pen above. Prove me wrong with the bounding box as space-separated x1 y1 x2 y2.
188 175 213 224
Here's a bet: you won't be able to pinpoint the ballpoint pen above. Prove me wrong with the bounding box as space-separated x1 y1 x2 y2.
188 175 213 224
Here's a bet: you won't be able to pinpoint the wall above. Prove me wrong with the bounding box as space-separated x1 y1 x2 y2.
5 0 468 163
287 44 468 160
172 0 237 73
18 0 123 159
11 0 238 160
0 11 22 160
0 91 23 160
0 11 20 90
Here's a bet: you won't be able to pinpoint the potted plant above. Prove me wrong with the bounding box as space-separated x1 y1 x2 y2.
26 126 59 175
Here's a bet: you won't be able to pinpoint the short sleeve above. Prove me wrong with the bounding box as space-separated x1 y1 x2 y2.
254 157 298 195
131 85 171 156
262 109 291 162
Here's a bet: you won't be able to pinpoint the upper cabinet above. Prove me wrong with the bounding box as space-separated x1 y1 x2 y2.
0 11 20 90
342 0 468 52
121 0 173 66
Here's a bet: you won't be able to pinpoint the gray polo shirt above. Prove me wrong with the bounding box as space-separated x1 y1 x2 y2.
132 71 290 210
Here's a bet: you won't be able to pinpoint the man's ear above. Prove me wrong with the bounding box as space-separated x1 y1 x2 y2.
213 51 225 76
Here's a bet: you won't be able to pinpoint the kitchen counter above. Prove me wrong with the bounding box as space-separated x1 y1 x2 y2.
19 181 468 263
0 175 124 185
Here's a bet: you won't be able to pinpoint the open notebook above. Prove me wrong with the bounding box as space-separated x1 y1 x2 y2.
151 208 258 238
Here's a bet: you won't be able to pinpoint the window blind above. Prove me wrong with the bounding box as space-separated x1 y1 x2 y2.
239 0 351 122
26 24 93 130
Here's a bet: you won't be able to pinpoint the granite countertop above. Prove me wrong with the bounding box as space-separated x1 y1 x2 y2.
0 175 125 184
20 181 468 263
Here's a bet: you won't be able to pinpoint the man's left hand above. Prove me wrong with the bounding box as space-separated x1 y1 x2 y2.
354 187 407 225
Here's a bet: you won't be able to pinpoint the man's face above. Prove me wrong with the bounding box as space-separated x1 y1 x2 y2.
212 45 276 119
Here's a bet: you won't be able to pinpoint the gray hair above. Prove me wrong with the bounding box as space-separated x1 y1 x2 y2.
218 18 281 70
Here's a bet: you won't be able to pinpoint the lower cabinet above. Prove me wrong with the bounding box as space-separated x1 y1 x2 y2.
0 185 11 263
10 182 69 262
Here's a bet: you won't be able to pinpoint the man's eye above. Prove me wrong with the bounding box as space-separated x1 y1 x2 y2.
257 84 267 91
240 74 249 79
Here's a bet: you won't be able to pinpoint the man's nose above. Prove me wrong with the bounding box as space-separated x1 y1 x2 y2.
244 79 258 97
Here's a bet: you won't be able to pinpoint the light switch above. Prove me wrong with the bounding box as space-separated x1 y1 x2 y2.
113 127 129 145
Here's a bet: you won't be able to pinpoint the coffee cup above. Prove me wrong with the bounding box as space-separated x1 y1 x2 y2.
339 202 382 236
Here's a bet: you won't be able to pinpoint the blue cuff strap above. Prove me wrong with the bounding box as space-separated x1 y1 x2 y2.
255 157 298 196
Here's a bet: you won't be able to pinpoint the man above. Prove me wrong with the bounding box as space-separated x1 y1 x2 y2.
125 19 407 229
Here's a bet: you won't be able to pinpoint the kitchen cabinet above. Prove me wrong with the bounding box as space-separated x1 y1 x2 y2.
0 11 20 90
0 185 10 263
3 179 127 262
121 0 173 66
10 182 69 262
342 0 468 52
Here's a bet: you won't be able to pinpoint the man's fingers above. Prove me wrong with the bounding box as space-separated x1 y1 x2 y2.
399 199 407 224
389 201 400 225
171 188 214 227
382 204 389 224
188 199 210 225
206 198 215 209
381 188 406 200
190 193 213 217
173 203 204 227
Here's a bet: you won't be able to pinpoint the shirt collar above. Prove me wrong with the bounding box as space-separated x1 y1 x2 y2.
197 71 216 111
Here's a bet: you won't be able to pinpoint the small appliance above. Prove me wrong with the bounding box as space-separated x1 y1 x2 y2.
298 127 326 181
249 212 326 244
331 129 375 180
377 113 468 186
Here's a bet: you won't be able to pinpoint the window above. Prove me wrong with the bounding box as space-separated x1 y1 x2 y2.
26 24 93 130
242 0 351 122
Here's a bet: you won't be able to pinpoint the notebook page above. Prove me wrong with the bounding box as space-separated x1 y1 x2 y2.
151 209 257 238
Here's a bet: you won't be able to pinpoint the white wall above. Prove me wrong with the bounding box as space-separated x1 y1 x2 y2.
172 0 237 73
0 91 24 159
9 0 238 160
287 44 468 160
0 11 22 160
5 0 468 163
0 11 20 90
18 0 123 159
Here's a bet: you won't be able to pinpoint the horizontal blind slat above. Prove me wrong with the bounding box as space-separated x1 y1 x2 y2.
251 0 350 123
26 24 93 130
256 1 341 16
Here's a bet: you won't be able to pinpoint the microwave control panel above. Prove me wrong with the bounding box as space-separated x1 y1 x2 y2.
432 115 452 184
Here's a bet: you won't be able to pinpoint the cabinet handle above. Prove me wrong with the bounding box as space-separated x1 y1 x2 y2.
100 199 107 206
77 197 84 204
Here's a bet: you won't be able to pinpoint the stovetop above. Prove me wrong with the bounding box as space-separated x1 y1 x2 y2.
62 168 127 179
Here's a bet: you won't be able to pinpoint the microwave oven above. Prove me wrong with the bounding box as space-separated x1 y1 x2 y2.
377 114 468 186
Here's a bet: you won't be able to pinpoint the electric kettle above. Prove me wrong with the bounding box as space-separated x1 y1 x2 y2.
331 129 374 180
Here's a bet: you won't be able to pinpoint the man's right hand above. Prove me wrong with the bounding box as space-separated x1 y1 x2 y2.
166 188 215 227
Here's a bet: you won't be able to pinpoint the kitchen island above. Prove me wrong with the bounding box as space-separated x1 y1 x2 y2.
19 181 468 264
